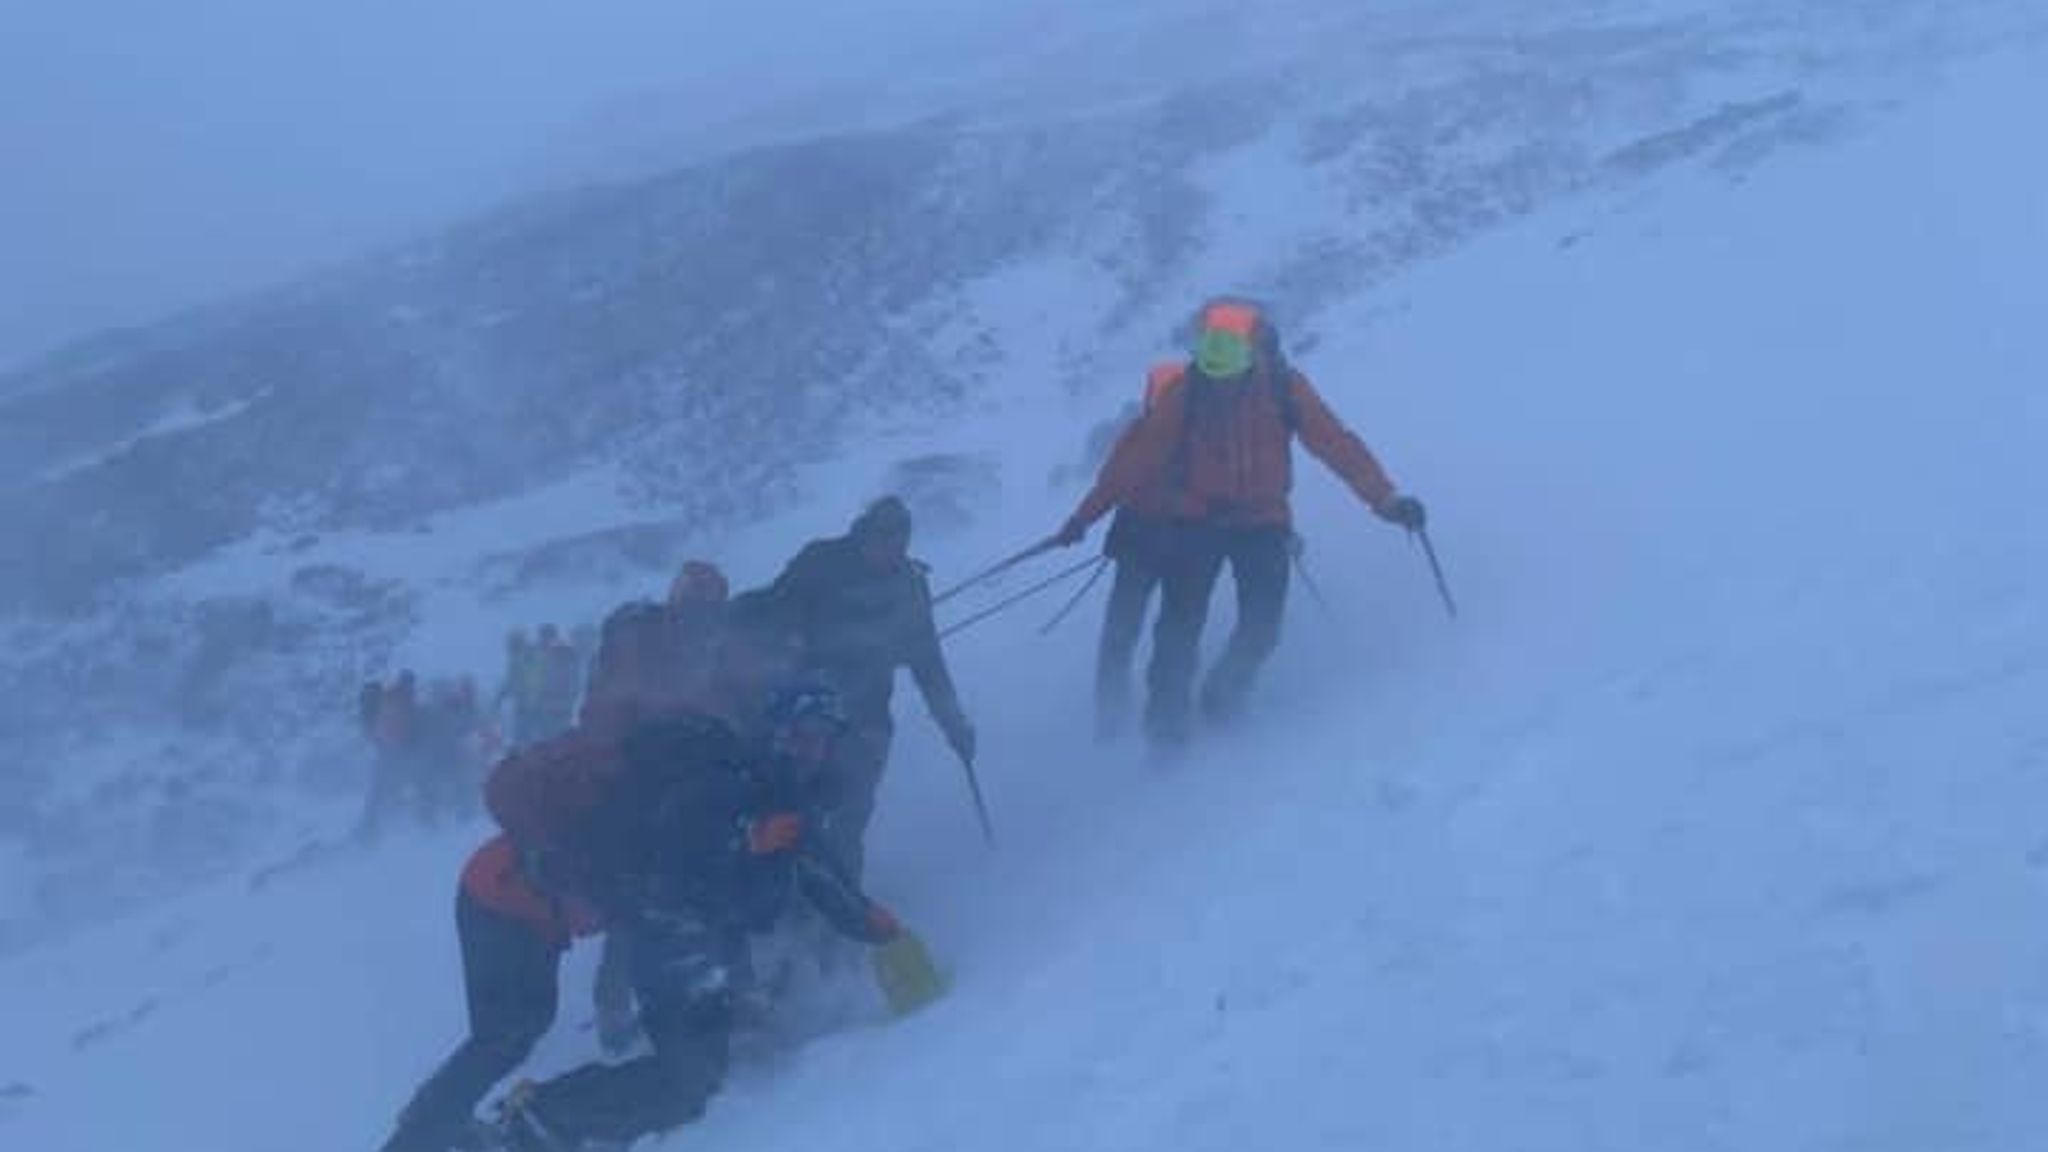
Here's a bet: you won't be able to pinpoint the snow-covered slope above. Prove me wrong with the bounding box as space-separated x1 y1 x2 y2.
8 0 2042 949
5 13 2046 1152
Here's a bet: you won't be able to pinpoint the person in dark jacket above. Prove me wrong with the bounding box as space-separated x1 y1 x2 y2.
758 497 974 877
376 686 903 1152
587 585 800 1057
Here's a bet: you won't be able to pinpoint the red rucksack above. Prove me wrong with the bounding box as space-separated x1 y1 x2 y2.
482 725 623 855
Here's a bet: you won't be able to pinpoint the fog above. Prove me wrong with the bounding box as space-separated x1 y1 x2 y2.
1 0 1117 370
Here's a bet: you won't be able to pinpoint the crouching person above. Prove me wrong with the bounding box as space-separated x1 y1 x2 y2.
376 685 905 1152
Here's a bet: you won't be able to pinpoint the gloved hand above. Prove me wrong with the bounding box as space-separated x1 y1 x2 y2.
745 811 804 855
938 710 977 763
1052 517 1088 547
1376 494 1427 531
864 902 903 943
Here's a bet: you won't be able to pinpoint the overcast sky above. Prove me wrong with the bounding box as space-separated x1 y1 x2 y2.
0 0 1058 371
3 0 1599 372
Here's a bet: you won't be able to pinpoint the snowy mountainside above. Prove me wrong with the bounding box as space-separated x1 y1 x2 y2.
3 25 2046 1152
0 0 2038 953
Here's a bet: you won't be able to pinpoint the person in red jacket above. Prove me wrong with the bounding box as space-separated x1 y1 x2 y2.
1054 298 1427 748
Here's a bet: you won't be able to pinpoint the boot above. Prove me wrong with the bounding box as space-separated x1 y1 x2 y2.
489 1080 633 1152
491 1082 573 1152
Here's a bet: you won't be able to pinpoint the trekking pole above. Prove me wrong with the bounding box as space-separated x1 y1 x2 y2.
956 753 998 846
1412 527 1459 620
1289 538 1339 622
939 556 1102 639
1038 556 1111 635
932 537 1060 606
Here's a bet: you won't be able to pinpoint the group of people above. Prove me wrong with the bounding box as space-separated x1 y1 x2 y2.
380 499 973 1152
1054 296 1427 748
358 624 592 840
375 295 1425 1152
357 672 502 838
495 625 592 749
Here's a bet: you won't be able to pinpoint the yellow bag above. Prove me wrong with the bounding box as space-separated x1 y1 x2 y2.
871 931 948 1017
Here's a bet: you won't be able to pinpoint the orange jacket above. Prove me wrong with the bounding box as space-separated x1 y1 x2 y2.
1070 362 1397 530
460 833 604 949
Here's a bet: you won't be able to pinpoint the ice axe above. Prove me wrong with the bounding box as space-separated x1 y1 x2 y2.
956 752 997 847
1411 526 1459 620
1038 556 1111 635
1287 532 1339 622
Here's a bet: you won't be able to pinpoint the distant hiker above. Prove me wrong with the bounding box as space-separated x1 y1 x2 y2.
375 687 911 1152
492 631 532 743
1054 297 1427 748
758 497 974 877
358 671 427 839
496 625 582 749
526 626 584 744
581 559 731 735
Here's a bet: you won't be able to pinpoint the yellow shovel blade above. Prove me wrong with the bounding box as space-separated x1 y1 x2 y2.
871 931 948 1017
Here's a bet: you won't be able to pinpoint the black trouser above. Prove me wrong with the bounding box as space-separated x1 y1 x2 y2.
382 891 562 1152
1095 512 1167 738
522 910 740 1146
1144 522 1292 744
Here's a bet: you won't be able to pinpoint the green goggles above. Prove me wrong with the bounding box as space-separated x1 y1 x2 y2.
1194 326 1255 378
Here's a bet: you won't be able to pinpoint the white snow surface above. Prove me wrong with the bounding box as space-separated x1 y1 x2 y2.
6 26 2048 1152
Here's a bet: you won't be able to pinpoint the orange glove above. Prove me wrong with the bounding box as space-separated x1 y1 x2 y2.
865 903 903 942
745 812 804 855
